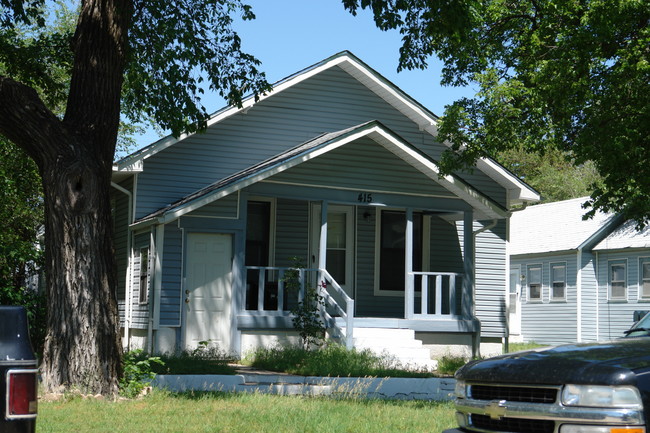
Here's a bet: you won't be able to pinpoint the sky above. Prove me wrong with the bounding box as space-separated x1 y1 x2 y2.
133 0 475 148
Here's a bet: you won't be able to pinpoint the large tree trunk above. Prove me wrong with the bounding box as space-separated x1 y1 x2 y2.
40 145 122 395
0 0 132 395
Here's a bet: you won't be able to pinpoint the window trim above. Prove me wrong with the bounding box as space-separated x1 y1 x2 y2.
608 259 628 301
639 257 650 301
550 262 567 302
138 247 150 305
373 208 430 297
526 264 543 303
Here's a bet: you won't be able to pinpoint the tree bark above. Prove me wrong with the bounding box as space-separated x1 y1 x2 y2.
0 0 132 395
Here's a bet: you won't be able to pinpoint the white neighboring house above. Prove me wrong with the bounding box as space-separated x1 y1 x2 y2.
509 197 650 345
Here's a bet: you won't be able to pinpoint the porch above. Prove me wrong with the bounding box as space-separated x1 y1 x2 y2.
238 265 480 364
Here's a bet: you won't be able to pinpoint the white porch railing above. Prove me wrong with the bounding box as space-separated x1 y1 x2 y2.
406 272 463 319
319 269 355 349
244 266 355 348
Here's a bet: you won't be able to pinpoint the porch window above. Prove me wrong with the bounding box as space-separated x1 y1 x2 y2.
609 261 627 301
378 210 422 293
245 200 273 310
138 248 150 304
641 259 650 300
550 263 566 301
527 265 542 302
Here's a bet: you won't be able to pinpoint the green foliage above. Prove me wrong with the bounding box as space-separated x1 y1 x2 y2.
151 342 237 375
344 0 650 225
496 145 603 203
436 355 469 376
244 344 436 378
123 0 271 137
283 258 326 349
120 349 165 398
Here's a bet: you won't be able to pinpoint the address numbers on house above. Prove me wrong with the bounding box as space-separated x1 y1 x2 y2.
357 193 373 203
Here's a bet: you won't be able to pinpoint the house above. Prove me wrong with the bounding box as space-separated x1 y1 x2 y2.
509 197 650 346
111 51 540 364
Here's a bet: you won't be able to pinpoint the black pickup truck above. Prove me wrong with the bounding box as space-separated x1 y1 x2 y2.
444 313 650 433
0 306 38 433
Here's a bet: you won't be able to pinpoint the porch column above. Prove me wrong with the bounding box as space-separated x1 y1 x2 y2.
319 201 329 271
404 208 414 319
463 210 475 319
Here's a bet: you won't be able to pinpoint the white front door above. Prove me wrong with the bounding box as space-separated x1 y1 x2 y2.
508 266 522 337
184 233 233 351
310 204 355 298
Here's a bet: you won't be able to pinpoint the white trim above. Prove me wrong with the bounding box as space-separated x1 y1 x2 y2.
577 249 583 342
132 122 507 229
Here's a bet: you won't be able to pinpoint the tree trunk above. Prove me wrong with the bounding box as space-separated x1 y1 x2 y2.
0 0 133 395
39 144 122 395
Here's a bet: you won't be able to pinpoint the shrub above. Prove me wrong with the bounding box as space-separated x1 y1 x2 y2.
120 349 165 398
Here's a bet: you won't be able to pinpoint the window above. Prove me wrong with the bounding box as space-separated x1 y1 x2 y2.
641 259 650 300
245 200 273 310
527 265 542 301
609 261 627 300
138 248 150 304
378 210 422 293
551 263 566 301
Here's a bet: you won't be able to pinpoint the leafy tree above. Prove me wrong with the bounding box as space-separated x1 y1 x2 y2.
343 0 649 224
496 146 602 203
0 0 269 395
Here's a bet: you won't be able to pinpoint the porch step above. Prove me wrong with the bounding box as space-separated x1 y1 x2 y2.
343 327 438 371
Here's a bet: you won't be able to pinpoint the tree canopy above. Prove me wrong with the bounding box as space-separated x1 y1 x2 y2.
344 0 650 224
0 0 269 394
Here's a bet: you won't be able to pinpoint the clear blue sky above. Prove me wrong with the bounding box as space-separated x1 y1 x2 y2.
133 0 475 147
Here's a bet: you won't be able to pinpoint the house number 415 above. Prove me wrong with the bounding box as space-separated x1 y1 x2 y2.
357 193 373 203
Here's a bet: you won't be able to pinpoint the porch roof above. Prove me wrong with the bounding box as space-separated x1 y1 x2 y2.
131 120 508 228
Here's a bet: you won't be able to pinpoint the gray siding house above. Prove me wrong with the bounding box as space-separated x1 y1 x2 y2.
509 197 650 345
112 52 539 362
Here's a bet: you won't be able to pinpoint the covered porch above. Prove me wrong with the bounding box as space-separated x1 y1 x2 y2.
238 200 482 359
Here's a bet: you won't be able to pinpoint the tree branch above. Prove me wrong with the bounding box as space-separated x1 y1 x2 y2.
0 75 68 169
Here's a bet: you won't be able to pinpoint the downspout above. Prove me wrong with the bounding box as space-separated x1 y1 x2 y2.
576 248 583 342
111 181 133 350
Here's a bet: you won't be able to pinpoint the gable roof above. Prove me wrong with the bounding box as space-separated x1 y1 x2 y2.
509 197 619 256
593 220 650 251
114 51 539 207
132 121 508 228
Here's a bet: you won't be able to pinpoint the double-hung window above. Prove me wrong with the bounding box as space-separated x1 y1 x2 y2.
640 259 650 300
609 261 627 301
527 265 542 302
551 263 566 301
138 248 150 304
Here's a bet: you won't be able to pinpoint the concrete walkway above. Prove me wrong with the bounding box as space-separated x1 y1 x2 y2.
152 366 455 401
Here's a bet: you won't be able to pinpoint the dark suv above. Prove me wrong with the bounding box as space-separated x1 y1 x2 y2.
444 313 650 433
1 306 38 433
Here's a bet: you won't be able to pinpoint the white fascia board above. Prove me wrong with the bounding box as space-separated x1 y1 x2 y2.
366 127 508 220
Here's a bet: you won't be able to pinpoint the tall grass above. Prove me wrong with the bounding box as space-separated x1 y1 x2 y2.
243 344 437 377
37 391 456 433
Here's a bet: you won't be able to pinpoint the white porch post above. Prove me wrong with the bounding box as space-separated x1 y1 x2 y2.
463 210 475 320
318 201 329 281
405 208 414 319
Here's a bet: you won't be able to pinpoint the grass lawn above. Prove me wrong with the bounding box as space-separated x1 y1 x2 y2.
37 391 456 433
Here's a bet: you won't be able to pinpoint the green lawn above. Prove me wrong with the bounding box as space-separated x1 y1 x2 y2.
37 391 456 433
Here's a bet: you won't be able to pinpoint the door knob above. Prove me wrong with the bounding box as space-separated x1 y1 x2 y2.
185 298 190 304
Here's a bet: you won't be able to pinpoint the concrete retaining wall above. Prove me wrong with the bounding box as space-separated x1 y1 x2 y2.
152 374 455 401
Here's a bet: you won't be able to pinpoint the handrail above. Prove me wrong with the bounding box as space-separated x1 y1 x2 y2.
319 269 355 349
244 266 354 348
